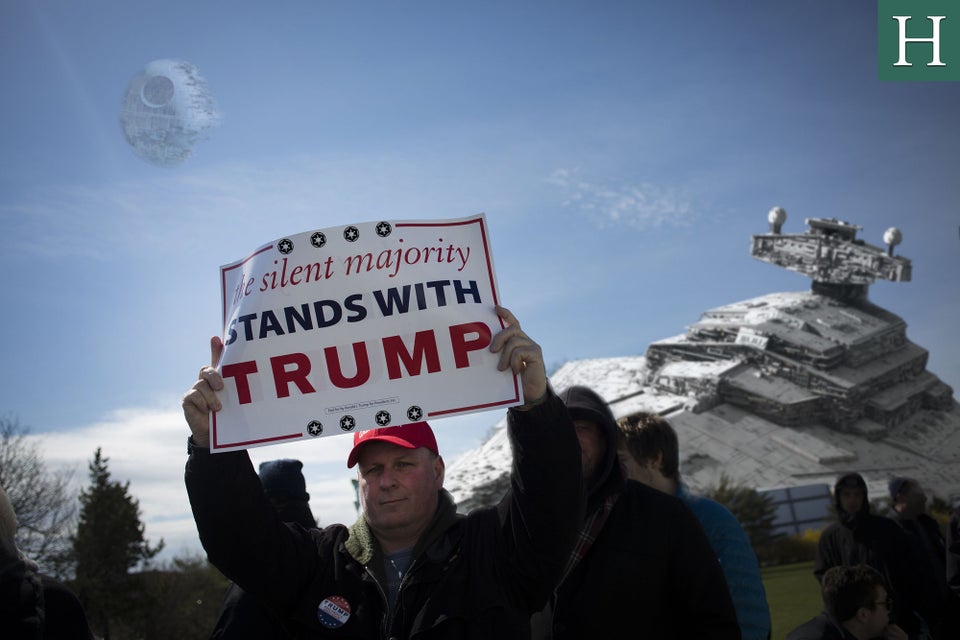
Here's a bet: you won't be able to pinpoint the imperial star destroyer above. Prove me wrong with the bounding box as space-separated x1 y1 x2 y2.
445 209 959 532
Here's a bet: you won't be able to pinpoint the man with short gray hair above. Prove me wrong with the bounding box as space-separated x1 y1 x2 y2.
888 477 960 639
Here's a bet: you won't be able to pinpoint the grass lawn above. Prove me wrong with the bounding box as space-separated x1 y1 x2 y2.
762 561 823 639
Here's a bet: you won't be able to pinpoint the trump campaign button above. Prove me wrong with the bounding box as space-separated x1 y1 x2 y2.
317 595 351 628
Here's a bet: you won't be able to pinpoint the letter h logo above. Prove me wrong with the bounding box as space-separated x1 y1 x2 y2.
879 0 959 80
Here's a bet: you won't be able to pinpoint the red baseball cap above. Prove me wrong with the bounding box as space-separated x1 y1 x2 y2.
347 422 439 468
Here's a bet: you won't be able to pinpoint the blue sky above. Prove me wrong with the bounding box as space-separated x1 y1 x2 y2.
2 1 958 562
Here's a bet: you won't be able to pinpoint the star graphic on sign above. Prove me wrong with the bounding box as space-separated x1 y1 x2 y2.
375 222 392 237
310 232 327 248
375 411 391 426
343 226 359 242
277 238 294 254
339 415 356 432
407 406 423 421
307 420 323 437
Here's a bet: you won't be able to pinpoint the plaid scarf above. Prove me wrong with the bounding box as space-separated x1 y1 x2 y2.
560 492 619 582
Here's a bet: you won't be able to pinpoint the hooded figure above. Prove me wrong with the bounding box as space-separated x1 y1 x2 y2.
834 472 870 529
530 385 740 640
559 385 619 497
814 472 929 638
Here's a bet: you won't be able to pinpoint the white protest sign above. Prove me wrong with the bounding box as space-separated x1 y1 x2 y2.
210 214 521 452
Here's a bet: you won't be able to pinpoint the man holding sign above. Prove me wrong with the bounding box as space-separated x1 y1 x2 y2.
183 304 584 638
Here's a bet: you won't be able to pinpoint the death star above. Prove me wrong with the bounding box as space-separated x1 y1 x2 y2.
119 59 221 168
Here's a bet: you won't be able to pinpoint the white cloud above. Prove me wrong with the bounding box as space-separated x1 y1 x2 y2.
29 403 364 565
547 168 694 229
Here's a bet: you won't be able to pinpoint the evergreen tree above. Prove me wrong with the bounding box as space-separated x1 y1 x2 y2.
72 448 163 639
704 474 781 552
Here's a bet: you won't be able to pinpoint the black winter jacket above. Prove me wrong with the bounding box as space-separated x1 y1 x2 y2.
531 385 741 640
211 492 319 638
186 393 584 639
948 508 960 598
785 611 856 640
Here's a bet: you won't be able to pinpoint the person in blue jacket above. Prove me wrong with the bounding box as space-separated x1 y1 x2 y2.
617 411 771 640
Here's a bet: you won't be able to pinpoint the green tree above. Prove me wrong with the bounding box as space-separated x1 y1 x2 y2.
0 415 77 579
72 448 164 639
704 474 782 552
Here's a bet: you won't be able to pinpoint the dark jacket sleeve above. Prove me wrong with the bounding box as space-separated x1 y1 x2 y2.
666 500 742 639
785 612 845 640
211 581 292 640
496 391 586 610
184 447 322 608
948 512 960 597
883 520 935 633
813 525 839 583
39 575 95 640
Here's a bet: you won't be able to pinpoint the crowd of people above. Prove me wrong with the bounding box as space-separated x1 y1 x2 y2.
3 304 960 638
799 472 960 639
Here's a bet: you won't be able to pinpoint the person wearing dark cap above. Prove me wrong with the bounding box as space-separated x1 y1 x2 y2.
183 305 584 638
529 385 740 640
887 477 960 640
814 472 928 639
787 564 907 640
210 459 318 638
256 459 318 529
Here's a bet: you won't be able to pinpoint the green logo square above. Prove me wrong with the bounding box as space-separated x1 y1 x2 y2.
878 0 960 80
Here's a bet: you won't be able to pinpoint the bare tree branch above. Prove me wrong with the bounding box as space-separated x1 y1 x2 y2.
0 415 78 578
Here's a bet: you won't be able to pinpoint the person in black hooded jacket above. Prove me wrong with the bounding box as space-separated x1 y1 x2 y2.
814 472 928 639
530 385 740 640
